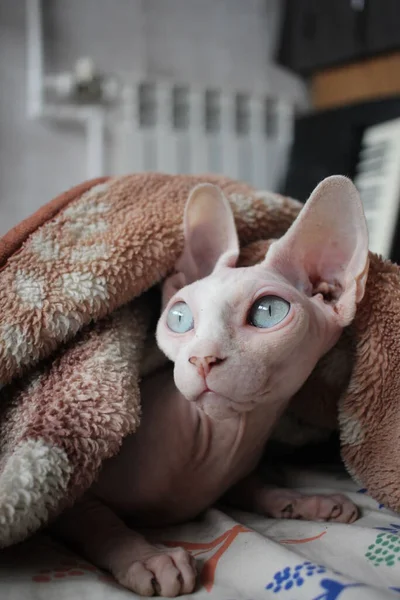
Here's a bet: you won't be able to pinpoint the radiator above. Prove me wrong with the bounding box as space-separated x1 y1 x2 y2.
110 82 296 192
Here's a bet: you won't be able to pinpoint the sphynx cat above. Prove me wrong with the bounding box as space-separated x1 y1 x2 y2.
55 176 368 596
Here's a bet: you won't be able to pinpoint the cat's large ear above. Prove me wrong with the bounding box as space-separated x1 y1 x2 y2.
265 175 369 327
163 184 239 304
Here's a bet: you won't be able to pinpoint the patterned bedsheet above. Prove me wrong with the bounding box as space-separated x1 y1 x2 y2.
1 467 399 599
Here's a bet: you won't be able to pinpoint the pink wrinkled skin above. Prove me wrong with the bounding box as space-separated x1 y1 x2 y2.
55 176 368 597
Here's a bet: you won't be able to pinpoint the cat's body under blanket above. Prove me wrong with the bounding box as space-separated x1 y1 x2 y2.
55 178 362 597
93 364 268 526
57 361 357 597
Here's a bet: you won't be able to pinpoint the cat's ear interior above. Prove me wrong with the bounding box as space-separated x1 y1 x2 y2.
265 175 369 326
163 183 239 304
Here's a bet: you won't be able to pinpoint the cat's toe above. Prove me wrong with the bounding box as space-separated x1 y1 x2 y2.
327 494 359 523
116 560 156 596
146 548 197 597
294 493 359 523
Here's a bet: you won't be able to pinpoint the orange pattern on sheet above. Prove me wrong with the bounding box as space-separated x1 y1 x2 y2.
163 525 326 592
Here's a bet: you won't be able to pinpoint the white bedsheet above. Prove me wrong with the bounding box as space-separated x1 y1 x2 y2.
1 466 400 599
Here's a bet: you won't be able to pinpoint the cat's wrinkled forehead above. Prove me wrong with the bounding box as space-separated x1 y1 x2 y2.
181 263 294 308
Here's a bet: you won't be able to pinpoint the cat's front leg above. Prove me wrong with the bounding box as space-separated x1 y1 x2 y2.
53 494 197 597
224 473 359 523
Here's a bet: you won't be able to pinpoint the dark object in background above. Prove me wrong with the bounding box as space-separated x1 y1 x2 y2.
311 52 400 110
281 97 400 263
279 0 400 74
258 434 346 489
263 434 342 468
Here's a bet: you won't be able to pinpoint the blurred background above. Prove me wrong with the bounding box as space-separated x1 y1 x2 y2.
1 1 400 261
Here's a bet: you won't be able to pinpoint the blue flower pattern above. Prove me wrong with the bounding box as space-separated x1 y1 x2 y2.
265 562 365 599
375 523 400 536
261 489 400 598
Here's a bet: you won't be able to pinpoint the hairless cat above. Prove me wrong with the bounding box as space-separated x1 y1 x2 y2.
54 175 368 596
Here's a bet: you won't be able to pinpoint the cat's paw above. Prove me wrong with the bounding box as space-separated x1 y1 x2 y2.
112 546 197 597
260 489 359 523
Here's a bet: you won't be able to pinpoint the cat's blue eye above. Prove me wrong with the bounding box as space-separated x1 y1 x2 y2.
248 295 290 328
167 301 194 333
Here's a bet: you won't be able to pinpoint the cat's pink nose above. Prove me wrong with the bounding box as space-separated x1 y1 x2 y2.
189 355 224 377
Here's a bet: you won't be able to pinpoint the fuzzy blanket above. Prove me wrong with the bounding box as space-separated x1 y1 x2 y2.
0 173 398 550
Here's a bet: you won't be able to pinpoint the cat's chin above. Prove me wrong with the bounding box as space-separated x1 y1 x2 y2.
195 391 251 420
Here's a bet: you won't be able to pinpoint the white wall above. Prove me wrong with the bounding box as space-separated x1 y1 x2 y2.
0 0 305 235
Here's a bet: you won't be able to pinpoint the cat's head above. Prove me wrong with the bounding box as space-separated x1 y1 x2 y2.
156 176 369 419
